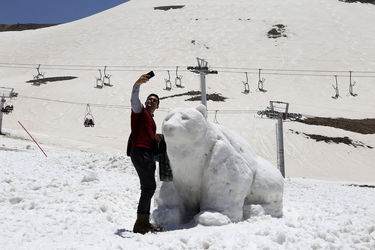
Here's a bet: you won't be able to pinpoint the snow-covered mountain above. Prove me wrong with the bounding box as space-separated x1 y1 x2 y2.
0 0 374 183
1 1 375 249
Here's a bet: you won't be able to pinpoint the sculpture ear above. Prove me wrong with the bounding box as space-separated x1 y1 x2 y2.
196 104 207 118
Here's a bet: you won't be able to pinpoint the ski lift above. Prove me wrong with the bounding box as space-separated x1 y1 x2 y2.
348 71 358 97
33 64 45 80
214 110 219 124
95 70 104 89
103 66 113 87
83 104 95 127
1 98 13 114
257 69 267 92
10 91 18 98
242 72 250 94
175 66 184 88
164 70 172 91
332 75 340 99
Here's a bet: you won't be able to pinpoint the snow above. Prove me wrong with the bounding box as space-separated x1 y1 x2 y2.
1 136 375 249
1 0 375 248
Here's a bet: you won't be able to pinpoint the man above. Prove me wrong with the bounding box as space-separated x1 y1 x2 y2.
130 74 163 234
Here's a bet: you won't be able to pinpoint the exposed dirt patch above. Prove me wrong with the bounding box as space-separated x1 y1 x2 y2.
290 129 373 148
267 24 287 39
0 146 24 152
160 91 200 100
339 0 375 4
154 5 185 11
26 76 77 84
347 184 375 188
186 93 227 102
0 23 58 32
160 91 227 102
297 117 375 134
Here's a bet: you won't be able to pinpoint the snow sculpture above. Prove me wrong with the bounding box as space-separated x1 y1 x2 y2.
153 105 284 227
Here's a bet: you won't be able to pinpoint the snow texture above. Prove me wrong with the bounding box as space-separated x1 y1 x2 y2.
1 136 374 249
153 105 283 227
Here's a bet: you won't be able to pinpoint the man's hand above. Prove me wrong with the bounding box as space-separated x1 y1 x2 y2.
135 74 149 86
154 133 164 142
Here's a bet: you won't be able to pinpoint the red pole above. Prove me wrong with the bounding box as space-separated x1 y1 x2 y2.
18 121 47 158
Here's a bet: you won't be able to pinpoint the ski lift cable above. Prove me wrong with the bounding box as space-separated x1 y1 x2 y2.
1 62 375 77
212 66 375 74
17 95 171 111
1 61 374 74
14 95 372 117
218 70 375 78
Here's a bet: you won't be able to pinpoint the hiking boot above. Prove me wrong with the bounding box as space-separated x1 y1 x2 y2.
133 214 163 234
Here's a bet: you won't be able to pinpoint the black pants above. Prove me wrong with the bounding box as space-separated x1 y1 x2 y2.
130 147 156 214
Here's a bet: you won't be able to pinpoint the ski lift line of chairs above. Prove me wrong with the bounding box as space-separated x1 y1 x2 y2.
84 104 95 127
95 66 113 89
332 73 358 99
239 70 266 94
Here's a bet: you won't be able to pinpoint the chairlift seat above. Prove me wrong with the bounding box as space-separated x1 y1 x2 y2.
84 118 95 127
5 105 13 111
1 107 11 114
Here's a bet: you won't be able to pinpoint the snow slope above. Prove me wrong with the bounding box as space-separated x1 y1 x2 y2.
1 136 374 249
1 0 374 182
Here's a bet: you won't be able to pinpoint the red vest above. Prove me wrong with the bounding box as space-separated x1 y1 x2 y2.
131 107 156 150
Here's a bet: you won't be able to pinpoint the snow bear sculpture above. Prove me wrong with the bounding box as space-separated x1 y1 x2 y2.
153 105 283 227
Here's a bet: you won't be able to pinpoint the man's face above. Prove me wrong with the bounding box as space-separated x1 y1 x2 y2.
145 96 159 112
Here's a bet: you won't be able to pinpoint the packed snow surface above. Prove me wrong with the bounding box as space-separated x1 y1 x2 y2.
1 136 375 249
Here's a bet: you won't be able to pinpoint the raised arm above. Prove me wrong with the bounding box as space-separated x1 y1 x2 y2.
131 75 149 113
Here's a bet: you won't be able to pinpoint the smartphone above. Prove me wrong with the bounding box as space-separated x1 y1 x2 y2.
146 71 155 79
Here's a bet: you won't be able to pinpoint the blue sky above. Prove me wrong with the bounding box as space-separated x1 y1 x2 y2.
0 0 129 24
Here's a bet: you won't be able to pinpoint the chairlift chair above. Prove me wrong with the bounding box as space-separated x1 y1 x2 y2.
175 66 184 88
332 75 340 99
257 69 267 92
242 72 250 94
103 66 113 87
1 98 13 114
103 76 112 86
83 104 95 127
165 70 172 91
1 105 13 114
33 64 45 80
348 71 358 97
95 69 104 89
